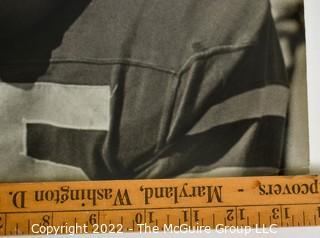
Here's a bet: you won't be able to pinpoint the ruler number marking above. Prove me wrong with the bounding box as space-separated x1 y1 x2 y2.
226 209 235 222
89 213 97 226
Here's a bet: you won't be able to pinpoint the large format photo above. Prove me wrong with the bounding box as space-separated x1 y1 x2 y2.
0 0 308 181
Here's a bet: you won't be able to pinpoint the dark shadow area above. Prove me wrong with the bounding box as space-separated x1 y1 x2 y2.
0 0 91 85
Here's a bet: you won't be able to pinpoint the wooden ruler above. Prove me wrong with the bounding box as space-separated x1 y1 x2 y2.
0 175 319 235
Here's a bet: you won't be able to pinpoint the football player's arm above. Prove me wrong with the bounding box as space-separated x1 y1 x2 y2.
137 2 289 179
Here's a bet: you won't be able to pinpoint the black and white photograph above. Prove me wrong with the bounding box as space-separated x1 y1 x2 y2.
0 0 309 182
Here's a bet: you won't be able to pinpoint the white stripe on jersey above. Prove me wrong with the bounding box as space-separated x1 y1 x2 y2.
0 82 110 181
188 85 289 135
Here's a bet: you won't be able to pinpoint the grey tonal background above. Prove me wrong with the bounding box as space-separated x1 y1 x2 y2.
271 0 309 175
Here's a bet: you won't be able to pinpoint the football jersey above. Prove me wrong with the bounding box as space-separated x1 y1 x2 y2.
0 0 289 181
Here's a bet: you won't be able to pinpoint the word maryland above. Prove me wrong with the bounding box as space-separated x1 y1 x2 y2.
7 183 223 209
